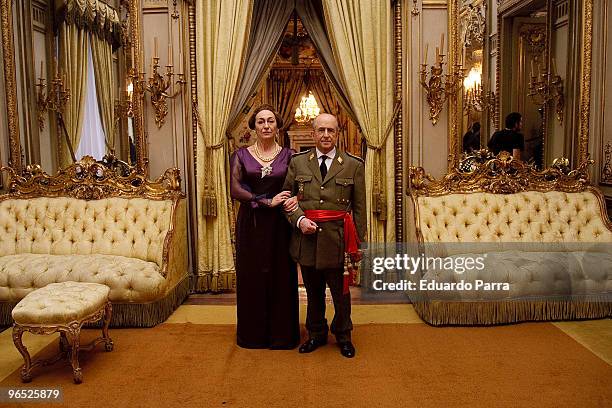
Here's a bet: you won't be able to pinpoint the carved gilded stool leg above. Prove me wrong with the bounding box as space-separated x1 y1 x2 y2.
59 332 69 353
102 302 114 352
66 324 82 384
12 325 33 383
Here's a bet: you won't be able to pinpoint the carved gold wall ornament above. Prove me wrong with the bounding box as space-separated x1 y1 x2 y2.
411 0 420 16
419 56 465 126
35 68 71 131
528 70 565 125
601 143 612 185
519 24 547 63
0 156 183 201
132 57 186 129
171 0 180 20
462 4 485 48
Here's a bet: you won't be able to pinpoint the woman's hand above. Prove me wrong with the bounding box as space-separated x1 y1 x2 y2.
283 196 298 213
270 191 291 207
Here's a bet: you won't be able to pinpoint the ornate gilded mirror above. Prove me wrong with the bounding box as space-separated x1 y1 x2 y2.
459 2 491 155
0 0 146 176
495 0 592 169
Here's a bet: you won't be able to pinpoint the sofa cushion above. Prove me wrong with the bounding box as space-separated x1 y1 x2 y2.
417 250 612 301
417 191 612 243
0 197 173 266
12 282 110 325
0 254 166 303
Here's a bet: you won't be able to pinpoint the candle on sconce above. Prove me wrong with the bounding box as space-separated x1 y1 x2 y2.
154 37 158 58
423 43 428 65
39 60 43 79
168 43 173 66
435 47 440 64
179 51 183 73
440 33 445 56
552 57 557 76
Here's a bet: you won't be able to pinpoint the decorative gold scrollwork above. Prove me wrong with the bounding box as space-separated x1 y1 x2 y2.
0 156 184 201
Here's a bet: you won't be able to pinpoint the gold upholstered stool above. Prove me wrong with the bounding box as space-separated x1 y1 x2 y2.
11 282 114 384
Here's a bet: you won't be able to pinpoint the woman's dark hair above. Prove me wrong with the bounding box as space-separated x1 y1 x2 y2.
248 104 284 130
505 112 522 129
472 122 481 132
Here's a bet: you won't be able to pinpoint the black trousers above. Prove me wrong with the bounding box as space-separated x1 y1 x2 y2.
301 266 352 343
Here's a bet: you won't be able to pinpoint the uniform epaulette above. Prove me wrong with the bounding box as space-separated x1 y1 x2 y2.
345 152 365 163
291 150 311 157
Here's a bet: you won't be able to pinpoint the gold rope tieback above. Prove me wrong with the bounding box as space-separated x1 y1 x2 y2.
193 101 225 217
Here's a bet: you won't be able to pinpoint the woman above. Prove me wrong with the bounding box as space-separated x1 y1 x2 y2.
230 104 300 349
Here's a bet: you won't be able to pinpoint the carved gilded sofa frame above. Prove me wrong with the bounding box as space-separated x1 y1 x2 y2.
408 152 612 325
0 157 188 327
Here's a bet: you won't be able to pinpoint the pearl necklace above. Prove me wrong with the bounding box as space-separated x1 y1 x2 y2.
253 143 281 178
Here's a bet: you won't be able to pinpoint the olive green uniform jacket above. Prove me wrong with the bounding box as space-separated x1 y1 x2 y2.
283 149 366 269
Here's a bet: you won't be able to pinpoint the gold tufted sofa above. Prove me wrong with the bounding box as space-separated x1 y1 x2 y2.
0 157 188 327
408 153 612 325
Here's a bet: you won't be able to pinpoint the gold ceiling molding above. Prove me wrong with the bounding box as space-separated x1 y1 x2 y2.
55 0 123 49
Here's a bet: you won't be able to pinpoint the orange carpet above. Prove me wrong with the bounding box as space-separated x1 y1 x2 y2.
1 323 611 408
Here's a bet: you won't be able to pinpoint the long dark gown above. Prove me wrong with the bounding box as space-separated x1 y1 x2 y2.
229 147 300 349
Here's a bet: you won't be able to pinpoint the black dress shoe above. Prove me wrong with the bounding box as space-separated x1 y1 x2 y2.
298 338 327 353
338 341 355 358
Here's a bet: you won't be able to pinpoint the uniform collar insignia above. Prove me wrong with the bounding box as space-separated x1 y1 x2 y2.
309 153 315 161
337 156 343 164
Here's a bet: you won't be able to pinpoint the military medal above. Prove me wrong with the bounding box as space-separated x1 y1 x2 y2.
297 180 305 200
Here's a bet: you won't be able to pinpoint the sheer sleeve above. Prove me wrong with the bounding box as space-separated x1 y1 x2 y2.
230 150 271 208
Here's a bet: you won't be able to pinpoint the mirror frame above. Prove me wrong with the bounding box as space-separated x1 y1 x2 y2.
449 0 594 170
0 0 148 176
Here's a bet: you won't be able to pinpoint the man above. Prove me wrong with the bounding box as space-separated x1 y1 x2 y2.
488 112 524 160
462 122 481 153
282 113 366 358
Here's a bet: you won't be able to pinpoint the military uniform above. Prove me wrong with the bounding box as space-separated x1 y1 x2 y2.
283 148 366 343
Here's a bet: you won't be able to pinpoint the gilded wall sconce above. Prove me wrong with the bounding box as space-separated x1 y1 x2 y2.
528 61 565 124
130 40 186 129
115 78 134 118
35 63 70 131
419 37 464 125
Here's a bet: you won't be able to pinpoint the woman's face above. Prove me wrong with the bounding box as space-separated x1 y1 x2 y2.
254 110 278 141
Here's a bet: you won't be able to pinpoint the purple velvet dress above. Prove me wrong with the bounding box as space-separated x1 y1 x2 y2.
229 147 299 349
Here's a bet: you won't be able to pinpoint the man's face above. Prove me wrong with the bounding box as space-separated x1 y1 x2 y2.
311 114 338 154
515 118 523 132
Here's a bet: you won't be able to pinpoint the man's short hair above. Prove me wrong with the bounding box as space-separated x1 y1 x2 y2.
505 112 522 129
312 113 338 130
472 122 481 132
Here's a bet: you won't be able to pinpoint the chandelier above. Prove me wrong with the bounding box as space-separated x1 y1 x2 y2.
294 91 320 123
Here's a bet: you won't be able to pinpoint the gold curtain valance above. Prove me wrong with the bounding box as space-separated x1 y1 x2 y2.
55 0 123 49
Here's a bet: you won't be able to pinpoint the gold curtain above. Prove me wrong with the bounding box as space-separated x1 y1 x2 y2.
322 0 396 244
56 0 123 49
309 70 352 153
195 0 252 291
59 24 88 166
267 69 307 144
90 34 115 154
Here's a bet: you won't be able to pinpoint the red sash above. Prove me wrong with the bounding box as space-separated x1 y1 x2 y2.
304 210 362 294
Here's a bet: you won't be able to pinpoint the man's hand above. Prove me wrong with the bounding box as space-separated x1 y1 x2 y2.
283 196 298 213
298 218 317 234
